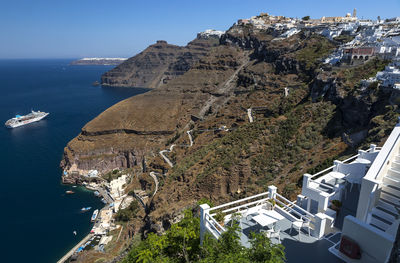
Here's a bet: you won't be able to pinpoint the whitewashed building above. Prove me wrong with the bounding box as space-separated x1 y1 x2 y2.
200 120 400 262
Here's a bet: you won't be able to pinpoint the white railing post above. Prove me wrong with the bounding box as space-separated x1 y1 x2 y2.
314 213 328 239
303 174 311 189
268 185 277 199
318 192 330 213
333 160 341 172
200 204 210 245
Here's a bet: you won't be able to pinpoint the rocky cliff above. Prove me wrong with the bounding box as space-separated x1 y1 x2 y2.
101 36 220 88
62 17 400 256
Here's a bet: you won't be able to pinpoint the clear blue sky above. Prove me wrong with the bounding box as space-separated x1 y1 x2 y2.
0 0 399 59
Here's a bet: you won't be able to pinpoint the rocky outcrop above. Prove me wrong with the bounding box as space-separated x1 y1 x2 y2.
101 37 219 88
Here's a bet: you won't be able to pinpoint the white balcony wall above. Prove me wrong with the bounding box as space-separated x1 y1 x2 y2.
341 216 395 263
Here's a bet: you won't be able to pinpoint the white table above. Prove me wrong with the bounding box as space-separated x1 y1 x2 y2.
252 210 285 228
328 171 346 185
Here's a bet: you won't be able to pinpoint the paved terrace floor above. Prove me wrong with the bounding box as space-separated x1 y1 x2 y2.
237 216 344 263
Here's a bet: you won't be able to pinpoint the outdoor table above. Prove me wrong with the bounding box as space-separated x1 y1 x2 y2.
253 210 285 228
328 171 346 185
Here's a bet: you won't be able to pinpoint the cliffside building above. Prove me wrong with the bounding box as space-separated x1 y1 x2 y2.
342 47 375 62
200 121 400 263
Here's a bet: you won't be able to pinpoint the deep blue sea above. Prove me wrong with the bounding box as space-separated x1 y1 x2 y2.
0 59 148 263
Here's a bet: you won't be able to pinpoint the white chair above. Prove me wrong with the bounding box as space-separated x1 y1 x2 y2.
237 207 249 229
290 216 311 240
261 226 281 243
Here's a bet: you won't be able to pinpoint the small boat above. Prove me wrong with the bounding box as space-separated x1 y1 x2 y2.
94 191 100 197
73 231 77 235
72 186 77 188
66 190 75 194
91 209 99 222
81 207 92 212
101 198 107 204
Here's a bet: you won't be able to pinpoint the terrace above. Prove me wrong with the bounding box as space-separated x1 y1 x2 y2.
199 143 392 263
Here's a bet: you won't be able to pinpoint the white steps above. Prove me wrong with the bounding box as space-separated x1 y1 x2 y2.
368 154 400 233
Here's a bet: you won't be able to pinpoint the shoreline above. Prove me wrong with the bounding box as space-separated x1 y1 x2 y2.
58 172 132 262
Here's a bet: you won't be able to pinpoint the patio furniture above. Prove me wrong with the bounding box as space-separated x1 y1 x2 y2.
261 226 281 243
237 207 250 229
253 210 284 229
290 216 311 240
328 171 346 185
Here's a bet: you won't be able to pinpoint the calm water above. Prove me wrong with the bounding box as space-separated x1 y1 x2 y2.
0 59 147 263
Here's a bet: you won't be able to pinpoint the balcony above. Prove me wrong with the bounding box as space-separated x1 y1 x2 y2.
200 186 345 262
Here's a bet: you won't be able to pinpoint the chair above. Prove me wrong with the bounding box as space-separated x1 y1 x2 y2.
290 216 311 240
260 226 281 243
237 207 249 229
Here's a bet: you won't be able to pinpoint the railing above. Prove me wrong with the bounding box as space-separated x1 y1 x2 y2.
275 193 315 220
208 191 269 213
310 146 376 181
204 213 226 239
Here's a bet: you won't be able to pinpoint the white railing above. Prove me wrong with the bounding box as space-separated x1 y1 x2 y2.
310 145 378 182
208 191 270 213
204 213 226 239
275 193 315 219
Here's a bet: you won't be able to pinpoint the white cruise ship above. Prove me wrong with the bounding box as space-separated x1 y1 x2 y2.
5 110 49 128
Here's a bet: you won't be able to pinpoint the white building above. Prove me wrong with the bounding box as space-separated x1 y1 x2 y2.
377 65 400 87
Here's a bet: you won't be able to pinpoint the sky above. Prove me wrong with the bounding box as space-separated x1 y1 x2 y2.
0 0 399 59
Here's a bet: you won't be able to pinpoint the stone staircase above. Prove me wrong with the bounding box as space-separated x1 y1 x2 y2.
367 155 400 233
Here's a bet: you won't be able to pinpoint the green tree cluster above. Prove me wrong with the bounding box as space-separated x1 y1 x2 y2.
122 210 285 263
115 200 139 222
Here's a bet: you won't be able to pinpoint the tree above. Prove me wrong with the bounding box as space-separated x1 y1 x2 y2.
302 16 310 21
123 209 285 263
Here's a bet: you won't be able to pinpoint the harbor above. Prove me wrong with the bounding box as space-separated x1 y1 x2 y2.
57 171 134 263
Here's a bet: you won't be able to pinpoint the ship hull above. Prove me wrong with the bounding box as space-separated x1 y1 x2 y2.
5 113 49 128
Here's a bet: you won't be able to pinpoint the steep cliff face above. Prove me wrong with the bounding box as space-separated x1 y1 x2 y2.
61 45 246 176
101 37 219 89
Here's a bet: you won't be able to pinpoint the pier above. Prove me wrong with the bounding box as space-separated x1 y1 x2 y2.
57 233 93 263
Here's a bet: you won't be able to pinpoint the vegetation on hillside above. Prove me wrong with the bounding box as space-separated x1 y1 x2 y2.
122 210 285 263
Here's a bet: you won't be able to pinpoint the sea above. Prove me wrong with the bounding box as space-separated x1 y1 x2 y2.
0 59 148 263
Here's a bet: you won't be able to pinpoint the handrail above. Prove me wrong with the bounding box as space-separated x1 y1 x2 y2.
217 197 270 215
274 198 304 219
275 193 315 218
342 154 360 163
310 147 376 180
205 213 226 234
310 165 335 179
208 191 269 212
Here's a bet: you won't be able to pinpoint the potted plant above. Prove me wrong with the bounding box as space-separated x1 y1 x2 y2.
214 211 225 226
268 198 276 209
331 200 342 212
